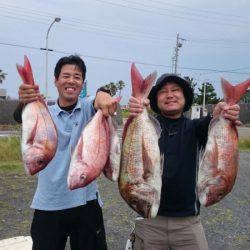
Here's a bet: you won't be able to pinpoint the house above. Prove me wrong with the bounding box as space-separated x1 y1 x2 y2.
0 88 7 100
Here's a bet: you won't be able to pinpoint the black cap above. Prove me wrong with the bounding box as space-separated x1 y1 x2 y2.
148 74 194 114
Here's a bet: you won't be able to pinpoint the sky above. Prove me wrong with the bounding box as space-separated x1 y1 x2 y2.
0 0 250 104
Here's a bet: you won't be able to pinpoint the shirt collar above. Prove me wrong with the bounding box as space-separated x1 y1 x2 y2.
54 97 82 116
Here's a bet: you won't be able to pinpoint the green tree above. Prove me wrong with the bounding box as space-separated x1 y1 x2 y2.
0 69 7 84
196 81 220 105
116 80 125 96
104 80 126 97
241 90 250 103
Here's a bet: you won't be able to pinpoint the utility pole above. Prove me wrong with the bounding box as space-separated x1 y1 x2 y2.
172 33 186 74
202 82 207 116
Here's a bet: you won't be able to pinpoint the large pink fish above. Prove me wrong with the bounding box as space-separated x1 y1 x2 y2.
198 78 250 206
16 55 57 175
68 110 110 190
119 64 162 218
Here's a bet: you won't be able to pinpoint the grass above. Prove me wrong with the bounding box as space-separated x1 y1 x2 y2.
0 136 22 161
0 124 21 131
238 139 250 151
0 161 22 171
121 109 130 118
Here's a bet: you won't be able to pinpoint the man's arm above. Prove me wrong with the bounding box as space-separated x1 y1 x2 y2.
13 104 24 123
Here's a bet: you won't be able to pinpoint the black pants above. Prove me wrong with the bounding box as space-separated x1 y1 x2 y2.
31 200 107 250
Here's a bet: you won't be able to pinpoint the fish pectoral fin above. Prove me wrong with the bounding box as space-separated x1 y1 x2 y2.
26 115 39 145
142 137 153 180
76 136 84 161
209 135 219 168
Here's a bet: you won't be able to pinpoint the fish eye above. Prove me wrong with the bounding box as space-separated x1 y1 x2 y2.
37 160 43 165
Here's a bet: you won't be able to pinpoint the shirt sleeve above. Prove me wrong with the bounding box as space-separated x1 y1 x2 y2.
13 104 23 123
194 113 213 149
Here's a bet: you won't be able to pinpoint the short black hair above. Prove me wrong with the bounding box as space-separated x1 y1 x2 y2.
54 55 86 80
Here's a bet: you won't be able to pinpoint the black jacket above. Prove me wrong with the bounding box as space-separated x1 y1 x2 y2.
157 114 212 217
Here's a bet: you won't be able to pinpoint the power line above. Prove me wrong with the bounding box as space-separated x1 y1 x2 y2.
0 40 249 75
93 0 250 28
148 0 249 23
122 0 250 25
1 3 250 47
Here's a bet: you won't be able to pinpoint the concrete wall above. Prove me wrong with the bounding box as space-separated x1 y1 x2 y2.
1 100 250 125
206 104 250 124
0 100 19 125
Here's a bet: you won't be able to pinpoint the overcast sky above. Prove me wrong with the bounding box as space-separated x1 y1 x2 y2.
0 0 250 104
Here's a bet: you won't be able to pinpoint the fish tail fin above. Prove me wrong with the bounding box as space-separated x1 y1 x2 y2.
131 63 157 99
142 71 157 98
16 64 28 84
24 55 35 85
131 63 144 98
221 78 250 104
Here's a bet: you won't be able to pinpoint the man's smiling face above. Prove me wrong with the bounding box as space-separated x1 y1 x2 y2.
157 82 185 118
55 64 84 107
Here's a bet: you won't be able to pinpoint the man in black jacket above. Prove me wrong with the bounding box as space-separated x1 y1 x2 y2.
128 74 240 250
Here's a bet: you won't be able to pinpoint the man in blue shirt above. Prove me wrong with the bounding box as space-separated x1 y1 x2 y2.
14 55 117 250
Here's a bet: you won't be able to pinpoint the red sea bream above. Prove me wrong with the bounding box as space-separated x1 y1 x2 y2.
119 63 162 218
68 110 110 189
198 78 250 206
16 56 57 175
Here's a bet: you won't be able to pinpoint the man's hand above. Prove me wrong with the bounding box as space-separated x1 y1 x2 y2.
129 96 150 117
94 91 118 117
213 102 241 126
18 83 40 105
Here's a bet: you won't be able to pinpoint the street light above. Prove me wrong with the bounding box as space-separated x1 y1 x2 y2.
45 17 61 100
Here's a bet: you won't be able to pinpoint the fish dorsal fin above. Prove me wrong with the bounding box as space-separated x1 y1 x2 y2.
26 115 38 145
221 78 250 105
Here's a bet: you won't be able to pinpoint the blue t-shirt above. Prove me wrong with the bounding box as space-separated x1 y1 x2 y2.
31 96 102 211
